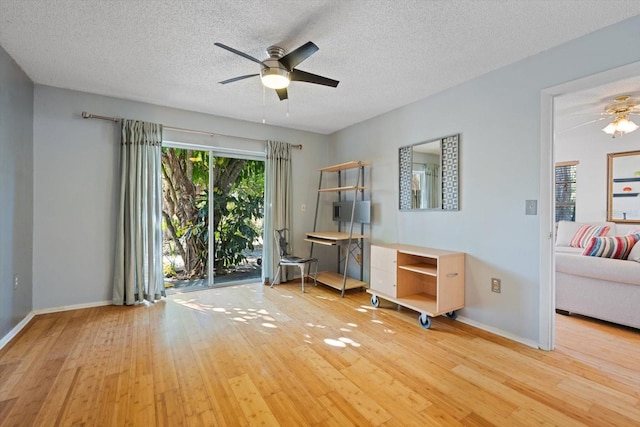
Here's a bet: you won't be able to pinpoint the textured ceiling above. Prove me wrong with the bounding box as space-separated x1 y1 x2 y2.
1 1 640 134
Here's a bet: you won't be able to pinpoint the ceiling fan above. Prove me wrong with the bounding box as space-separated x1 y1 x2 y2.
561 95 640 138
214 41 339 101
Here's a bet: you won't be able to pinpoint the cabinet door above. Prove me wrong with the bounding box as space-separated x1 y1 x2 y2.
370 267 396 297
370 246 397 297
371 245 397 272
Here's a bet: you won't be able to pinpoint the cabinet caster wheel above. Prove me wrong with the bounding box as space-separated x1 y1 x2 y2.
445 311 457 320
371 295 380 308
419 313 431 329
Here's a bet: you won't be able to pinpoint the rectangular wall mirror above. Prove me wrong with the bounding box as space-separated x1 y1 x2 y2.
607 150 640 223
399 134 459 211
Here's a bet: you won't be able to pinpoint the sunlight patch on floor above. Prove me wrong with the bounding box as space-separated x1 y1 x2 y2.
305 323 327 329
324 337 362 348
172 296 279 331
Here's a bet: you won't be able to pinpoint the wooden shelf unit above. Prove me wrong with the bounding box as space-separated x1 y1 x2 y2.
368 244 465 328
314 271 366 292
308 161 370 297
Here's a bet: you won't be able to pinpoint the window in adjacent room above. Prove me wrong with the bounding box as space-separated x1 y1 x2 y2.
555 161 578 222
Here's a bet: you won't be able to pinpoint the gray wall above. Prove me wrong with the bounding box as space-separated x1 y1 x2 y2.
330 16 640 343
32 86 331 310
0 45 33 339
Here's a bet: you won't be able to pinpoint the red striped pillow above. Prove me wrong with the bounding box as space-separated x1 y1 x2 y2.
582 234 640 259
569 225 610 248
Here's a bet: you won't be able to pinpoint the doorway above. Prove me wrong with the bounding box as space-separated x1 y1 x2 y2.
540 61 640 350
160 144 265 293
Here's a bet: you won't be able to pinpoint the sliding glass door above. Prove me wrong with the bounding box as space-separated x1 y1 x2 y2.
210 157 264 286
161 144 264 293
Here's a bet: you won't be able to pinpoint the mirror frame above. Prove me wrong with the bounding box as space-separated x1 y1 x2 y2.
607 149 640 223
399 133 459 211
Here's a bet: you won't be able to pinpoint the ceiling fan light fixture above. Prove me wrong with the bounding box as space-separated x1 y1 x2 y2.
602 121 617 135
615 116 639 133
602 114 639 137
260 66 290 89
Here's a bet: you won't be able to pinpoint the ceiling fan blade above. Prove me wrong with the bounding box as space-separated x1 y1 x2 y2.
290 69 339 87
276 88 288 101
557 116 608 133
219 74 259 84
279 41 318 71
214 43 263 65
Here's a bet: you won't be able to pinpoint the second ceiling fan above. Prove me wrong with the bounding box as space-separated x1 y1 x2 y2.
215 41 339 101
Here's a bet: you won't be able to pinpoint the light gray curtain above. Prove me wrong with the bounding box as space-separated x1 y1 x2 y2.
425 163 440 209
263 140 293 285
112 119 164 305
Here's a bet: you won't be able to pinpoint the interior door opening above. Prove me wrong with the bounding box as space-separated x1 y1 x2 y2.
160 144 265 293
543 61 640 350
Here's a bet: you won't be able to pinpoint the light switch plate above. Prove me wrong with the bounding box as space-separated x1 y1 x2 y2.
525 200 537 215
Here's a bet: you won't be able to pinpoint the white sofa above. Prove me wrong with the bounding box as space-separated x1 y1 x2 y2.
555 221 640 329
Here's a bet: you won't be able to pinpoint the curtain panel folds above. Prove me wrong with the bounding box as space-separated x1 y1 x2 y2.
426 164 440 209
113 119 165 305
263 140 293 285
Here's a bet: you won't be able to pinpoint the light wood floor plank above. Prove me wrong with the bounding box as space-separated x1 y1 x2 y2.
1 281 640 426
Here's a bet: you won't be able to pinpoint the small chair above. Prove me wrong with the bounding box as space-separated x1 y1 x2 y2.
271 228 318 292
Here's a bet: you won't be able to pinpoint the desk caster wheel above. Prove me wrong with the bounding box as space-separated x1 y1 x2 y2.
371 295 380 308
419 313 431 329
445 311 457 320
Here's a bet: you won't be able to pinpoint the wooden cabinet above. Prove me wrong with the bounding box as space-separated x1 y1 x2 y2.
367 244 465 329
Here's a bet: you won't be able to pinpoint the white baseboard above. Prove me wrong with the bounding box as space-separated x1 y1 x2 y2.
1 300 112 350
33 300 112 315
456 315 539 349
0 311 35 350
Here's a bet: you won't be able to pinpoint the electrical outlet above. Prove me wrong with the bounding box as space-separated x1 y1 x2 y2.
491 277 501 293
14 275 18 290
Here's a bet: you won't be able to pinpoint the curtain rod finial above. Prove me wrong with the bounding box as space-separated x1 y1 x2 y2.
82 111 90 119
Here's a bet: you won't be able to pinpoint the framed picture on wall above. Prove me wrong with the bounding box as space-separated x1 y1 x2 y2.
607 150 640 223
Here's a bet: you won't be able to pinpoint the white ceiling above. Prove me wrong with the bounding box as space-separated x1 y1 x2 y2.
1 0 640 134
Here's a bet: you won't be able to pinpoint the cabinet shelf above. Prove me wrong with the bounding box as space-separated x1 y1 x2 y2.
315 271 366 291
304 237 337 246
398 263 437 276
318 161 370 172
306 231 367 241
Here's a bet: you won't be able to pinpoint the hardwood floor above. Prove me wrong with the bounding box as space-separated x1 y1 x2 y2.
1 281 639 426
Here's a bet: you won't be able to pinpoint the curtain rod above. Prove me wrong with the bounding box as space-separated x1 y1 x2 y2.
81 111 303 149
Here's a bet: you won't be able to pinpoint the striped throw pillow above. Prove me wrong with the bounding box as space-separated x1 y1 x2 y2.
569 224 610 248
627 234 640 262
582 234 640 259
